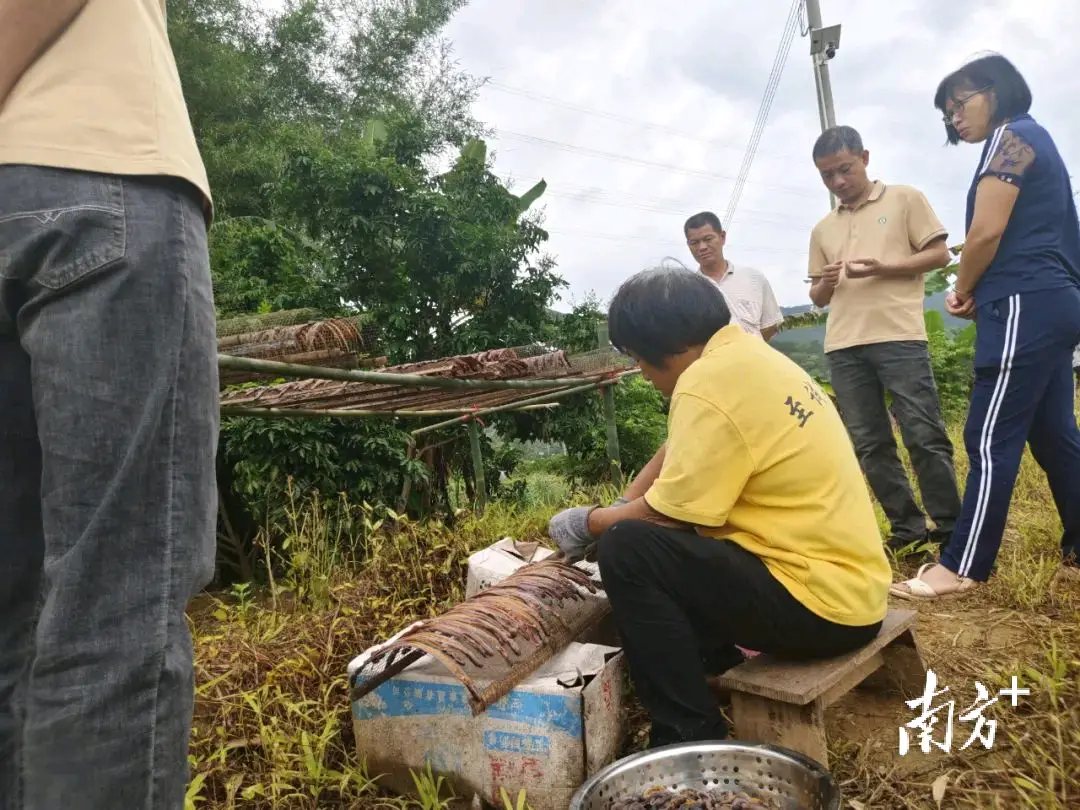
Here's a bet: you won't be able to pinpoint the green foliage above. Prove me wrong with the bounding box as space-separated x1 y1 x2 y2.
508 375 666 485
544 293 608 353
498 294 668 485
173 0 575 536
500 787 534 810
277 133 562 360
220 416 427 528
924 242 964 296
922 243 978 419
209 217 340 315
497 468 573 511
925 311 977 420
409 761 454 810
777 309 827 332
775 340 828 380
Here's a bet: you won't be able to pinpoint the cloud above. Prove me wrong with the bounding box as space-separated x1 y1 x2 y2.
444 0 1080 310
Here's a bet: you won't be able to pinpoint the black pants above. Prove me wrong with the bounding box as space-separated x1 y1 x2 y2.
597 520 882 748
827 340 960 545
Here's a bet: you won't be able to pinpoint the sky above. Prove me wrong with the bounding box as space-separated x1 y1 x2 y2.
440 0 1080 312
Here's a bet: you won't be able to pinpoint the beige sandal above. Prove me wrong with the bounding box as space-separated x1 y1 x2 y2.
890 563 979 601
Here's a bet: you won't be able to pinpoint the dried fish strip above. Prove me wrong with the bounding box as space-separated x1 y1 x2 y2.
351 560 611 713
609 788 779 810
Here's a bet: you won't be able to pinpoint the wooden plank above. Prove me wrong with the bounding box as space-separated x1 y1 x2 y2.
714 608 917 706
730 692 829 767
816 651 884 708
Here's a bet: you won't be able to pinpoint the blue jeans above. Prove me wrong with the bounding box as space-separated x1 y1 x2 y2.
0 166 219 809
941 289 1080 581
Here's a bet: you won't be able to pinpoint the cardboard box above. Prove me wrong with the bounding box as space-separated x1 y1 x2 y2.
465 538 619 647
350 642 626 810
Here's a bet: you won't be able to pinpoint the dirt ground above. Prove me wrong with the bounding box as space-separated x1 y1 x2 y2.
612 580 1080 810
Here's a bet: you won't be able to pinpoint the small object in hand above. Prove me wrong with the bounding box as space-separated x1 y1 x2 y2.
613 496 630 506
844 257 882 278
608 786 778 810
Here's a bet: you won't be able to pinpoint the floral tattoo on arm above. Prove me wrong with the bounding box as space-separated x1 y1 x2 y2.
988 130 1036 177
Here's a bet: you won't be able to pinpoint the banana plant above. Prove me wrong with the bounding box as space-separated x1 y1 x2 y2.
362 118 388 150
453 137 547 217
513 178 547 214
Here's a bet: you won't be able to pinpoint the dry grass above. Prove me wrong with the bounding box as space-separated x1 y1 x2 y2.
188 414 1080 809
186 488 601 810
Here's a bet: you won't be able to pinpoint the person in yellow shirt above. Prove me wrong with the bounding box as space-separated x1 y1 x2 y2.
0 2 216 808
548 267 890 748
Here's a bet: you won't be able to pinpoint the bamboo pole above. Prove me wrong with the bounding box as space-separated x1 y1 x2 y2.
221 403 488 419
409 370 639 438
216 308 320 338
397 438 416 514
218 353 616 392
221 401 566 420
468 420 487 514
597 324 623 489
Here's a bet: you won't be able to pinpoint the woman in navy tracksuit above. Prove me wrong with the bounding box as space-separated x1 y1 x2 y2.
893 54 1080 600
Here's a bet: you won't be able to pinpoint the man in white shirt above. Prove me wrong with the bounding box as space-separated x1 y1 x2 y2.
684 211 785 340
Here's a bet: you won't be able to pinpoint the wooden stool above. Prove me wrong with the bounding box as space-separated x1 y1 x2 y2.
708 608 925 767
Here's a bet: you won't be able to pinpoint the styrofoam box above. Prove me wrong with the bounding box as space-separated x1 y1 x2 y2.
350 642 626 810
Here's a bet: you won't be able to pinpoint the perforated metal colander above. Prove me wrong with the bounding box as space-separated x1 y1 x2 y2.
569 741 841 810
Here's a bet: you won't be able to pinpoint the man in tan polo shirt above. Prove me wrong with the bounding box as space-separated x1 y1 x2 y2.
0 3 216 809
808 125 960 554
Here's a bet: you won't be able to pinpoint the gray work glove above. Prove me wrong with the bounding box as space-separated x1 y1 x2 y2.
547 505 598 561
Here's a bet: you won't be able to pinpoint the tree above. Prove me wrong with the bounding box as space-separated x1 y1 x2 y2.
275 133 561 360
169 0 573 572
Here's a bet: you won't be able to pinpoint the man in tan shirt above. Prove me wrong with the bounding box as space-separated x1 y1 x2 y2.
808 125 960 554
0 3 216 808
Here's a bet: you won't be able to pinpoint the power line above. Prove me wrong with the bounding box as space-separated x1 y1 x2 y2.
541 189 820 233
492 129 824 198
484 81 805 160
723 1 802 226
500 177 823 226
546 228 807 255
484 79 969 199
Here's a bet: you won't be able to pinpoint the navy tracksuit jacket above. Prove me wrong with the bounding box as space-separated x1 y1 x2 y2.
941 114 1080 580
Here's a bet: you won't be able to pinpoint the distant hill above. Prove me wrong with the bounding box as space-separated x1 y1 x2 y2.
772 291 969 346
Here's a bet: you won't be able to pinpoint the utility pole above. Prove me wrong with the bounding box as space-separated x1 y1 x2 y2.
804 0 841 209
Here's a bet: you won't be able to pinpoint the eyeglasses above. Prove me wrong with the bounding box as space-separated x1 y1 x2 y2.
942 86 990 126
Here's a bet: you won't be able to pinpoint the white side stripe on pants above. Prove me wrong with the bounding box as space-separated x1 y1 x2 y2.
958 294 1020 577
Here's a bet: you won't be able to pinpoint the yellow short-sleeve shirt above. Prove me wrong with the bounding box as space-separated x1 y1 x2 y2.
644 324 891 627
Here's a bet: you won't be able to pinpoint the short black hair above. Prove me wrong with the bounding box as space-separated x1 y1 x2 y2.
812 125 864 161
683 211 723 235
934 53 1032 145
608 267 731 368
